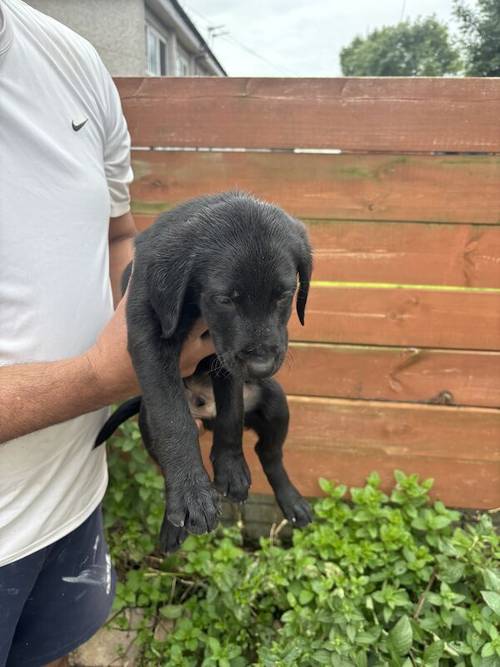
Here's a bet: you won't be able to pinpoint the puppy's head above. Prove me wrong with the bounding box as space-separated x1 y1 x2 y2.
184 373 217 419
193 194 312 380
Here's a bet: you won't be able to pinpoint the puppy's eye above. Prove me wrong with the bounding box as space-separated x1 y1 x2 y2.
212 294 233 306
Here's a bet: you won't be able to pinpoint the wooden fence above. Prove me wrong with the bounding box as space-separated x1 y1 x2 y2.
116 77 500 510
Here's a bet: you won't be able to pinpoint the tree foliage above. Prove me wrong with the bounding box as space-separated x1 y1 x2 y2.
340 17 462 77
454 0 500 76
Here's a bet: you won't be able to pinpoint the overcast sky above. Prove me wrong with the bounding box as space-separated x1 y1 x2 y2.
180 0 461 76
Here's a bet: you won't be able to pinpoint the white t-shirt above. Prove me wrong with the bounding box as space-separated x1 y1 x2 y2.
0 0 133 566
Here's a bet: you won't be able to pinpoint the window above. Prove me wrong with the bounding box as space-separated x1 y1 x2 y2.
177 52 190 76
146 24 167 75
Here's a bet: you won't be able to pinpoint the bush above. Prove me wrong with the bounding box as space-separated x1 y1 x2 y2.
104 421 500 666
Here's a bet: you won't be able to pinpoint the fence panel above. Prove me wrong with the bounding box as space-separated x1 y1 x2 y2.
116 77 500 152
130 152 500 224
117 77 500 508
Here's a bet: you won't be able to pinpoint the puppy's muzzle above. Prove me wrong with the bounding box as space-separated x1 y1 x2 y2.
237 346 280 379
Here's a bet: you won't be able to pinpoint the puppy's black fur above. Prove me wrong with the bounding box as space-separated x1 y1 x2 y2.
97 366 313 550
96 192 313 552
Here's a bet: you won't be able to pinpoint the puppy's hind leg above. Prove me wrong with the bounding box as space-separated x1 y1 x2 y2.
210 372 251 503
247 380 313 528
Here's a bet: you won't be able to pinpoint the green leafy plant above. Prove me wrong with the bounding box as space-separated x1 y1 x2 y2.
104 423 499 666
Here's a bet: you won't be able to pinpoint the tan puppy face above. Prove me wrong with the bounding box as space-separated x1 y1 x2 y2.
184 373 261 420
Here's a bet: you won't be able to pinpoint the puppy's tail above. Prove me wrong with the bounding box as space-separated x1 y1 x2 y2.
94 396 142 447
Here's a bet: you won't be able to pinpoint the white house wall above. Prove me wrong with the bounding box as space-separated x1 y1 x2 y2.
27 0 148 76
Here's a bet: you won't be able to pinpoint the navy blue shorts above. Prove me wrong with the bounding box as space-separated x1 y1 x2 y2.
0 505 116 667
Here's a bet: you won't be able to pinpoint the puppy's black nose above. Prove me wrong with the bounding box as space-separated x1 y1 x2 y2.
237 353 275 378
246 357 275 378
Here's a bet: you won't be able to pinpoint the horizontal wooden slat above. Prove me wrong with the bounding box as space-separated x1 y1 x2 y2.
134 215 500 288
289 286 500 351
276 343 500 408
306 221 500 287
130 151 500 224
200 396 500 509
116 77 500 153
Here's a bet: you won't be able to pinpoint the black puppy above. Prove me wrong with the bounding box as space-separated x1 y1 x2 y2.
188 367 313 532
96 192 313 551
97 364 313 550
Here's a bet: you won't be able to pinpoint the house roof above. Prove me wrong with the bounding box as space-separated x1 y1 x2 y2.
147 0 227 76
171 0 227 75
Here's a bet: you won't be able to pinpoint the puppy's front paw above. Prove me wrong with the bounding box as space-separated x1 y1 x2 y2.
166 472 221 535
159 514 188 553
212 453 251 503
276 488 313 528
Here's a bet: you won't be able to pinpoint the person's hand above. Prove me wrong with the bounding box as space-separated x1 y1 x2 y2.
84 295 138 403
84 293 215 406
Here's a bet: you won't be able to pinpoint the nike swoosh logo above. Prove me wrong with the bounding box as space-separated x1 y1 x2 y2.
72 118 88 132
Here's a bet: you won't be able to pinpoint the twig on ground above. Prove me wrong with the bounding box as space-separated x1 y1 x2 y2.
105 607 129 628
413 568 437 620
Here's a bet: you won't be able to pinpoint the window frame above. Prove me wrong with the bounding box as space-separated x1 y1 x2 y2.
176 49 190 76
145 23 168 76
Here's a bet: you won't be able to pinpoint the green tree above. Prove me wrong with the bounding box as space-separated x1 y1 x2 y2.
340 17 462 76
454 0 500 76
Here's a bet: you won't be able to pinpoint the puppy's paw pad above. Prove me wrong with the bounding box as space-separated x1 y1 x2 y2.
213 455 251 503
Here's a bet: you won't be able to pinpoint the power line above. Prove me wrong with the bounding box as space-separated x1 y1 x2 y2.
220 33 298 76
181 2 298 76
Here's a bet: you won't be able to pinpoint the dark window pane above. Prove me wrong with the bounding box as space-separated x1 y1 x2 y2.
160 41 167 75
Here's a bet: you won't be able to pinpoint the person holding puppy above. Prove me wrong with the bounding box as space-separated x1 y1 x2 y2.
0 1 214 665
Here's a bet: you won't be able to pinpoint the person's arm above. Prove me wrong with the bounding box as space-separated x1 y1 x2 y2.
0 299 214 444
108 211 137 307
0 211 139 444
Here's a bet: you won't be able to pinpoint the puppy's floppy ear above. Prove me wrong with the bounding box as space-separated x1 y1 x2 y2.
293 221 313 326
296 253 312 326
148 252 194 340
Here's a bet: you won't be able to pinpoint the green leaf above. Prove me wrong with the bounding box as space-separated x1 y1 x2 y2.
423 641 445 663
207 636 220 653
367 471 381 487
482 591 500 616
299 589 314 605
121 438 134 452
482 643 495 658
483 570 500 593
319 478 334 494
432 515 452 529
312 650 332 664
389 615 413 656
439 561 465 584
354 652 368 667
159 604 183 619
